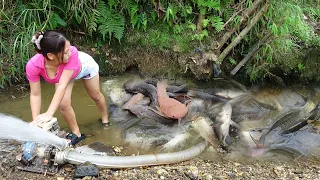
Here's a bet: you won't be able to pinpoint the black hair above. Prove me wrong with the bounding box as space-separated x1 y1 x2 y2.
32 30 68 59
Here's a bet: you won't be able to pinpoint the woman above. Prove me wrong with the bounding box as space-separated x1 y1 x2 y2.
26 30 110 145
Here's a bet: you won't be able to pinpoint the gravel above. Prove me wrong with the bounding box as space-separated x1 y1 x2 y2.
1 140 320 180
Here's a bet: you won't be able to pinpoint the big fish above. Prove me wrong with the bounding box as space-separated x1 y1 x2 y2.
256 99 316 147
123 80 159 108
187 89 227 103
191 114 218 148
127 104 176 125
158 132 199 152
122 93 145 110
206 102 239 146
145 78 189 93
157 81 188 122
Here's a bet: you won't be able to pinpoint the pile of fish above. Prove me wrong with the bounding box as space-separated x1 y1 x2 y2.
108 78 320 159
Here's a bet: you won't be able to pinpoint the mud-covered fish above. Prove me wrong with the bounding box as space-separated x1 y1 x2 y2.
123 80 159 108
190 114 218 148
256 99 316 146
122 93 145 110
109 88 133 107
209 102 239 146
205 88 248 99
145 78 189 93
158 132 199 152
127 104 175 125
187 89 227 103
157 81 188 121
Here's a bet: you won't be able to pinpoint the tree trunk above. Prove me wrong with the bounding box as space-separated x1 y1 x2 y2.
230 31 272 75
213 0 266 51
216 1 270 64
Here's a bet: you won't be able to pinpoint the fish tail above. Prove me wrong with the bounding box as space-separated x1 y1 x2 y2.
249 132 264 148
228 92 253 105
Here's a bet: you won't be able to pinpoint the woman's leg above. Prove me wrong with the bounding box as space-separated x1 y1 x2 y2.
56 81 81 137
82 75 109 123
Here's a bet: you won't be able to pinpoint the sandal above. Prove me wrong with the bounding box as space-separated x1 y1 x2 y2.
102 122 112 127
66 133 86 146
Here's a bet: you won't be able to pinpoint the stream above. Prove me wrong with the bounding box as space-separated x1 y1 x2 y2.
1 74 320 162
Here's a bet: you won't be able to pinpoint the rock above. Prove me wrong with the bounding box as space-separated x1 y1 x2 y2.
74 162 99 178
156 169 167 175
82 176 92 180
56 177 65 180
184 166 199 180
203 173 213 180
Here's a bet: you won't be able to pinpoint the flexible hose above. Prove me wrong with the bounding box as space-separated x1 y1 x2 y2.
55 141 208 168
0 113 68 150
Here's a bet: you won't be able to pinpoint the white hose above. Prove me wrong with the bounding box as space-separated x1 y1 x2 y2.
55 141 208 168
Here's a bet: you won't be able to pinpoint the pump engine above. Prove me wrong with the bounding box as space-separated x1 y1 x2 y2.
16 118 67 174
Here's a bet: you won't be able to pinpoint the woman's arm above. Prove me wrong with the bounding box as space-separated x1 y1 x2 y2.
34 69 74 122
29 81 41 121
46 69 74 116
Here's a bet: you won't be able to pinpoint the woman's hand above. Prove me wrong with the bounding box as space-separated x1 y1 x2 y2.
32 112 53 126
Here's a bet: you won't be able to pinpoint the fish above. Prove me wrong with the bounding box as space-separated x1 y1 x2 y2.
206 88 248 99
145 78 189 93
249 144 304 158
190 114 218 148
122 93 145 110
158 132 199 152
209 102 240 146
109 88 133 107
123 80 159 108
256 99 316 147
127 104 175 125
187 89 227 103
156 81 188 122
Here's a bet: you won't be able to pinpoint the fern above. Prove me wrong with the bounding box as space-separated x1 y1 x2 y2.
197 0 221 11
223 7 234 21
209 15 224 32
97 1 125 42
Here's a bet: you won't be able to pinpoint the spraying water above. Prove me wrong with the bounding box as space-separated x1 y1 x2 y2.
0 113 68 149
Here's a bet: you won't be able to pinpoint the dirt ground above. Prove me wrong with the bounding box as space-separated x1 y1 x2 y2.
1 141 320 180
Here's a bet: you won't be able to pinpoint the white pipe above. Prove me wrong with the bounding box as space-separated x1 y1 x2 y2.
0 113 68 150
55 141 208 168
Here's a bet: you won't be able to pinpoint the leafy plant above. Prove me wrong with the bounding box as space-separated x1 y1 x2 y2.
96 1 125 42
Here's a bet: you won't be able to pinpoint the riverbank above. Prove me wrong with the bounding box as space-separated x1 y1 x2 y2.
1 141 320 180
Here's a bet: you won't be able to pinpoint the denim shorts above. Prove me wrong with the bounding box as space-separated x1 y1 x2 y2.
74 51 99 80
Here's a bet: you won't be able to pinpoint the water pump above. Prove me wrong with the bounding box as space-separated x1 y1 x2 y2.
16 118 67 175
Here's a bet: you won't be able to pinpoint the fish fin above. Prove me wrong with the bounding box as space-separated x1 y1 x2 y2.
307 119 316 123
156 106 161 112
148 107 167 118
281 119 309 134
213 126 223 144
249 132 264 148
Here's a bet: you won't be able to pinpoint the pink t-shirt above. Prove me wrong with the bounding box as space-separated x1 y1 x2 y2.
26 46 81 84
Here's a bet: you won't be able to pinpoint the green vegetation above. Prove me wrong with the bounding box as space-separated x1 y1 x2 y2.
0 0 319 87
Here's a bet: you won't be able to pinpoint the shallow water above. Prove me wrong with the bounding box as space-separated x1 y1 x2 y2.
1 75 320 161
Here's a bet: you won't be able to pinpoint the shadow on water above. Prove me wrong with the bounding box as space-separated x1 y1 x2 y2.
2 74 320 162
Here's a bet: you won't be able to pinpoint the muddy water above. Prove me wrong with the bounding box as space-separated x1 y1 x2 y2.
0 76 126 148
1 75 320 161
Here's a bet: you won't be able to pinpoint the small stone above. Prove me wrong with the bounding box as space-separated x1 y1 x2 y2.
64 164 74 172
185 166 199 180
157 169 167 175
114 146 121 153
160 175 165 180
82 176 92 180
57 177 65 180
204 174 213 180
74 163 99 178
